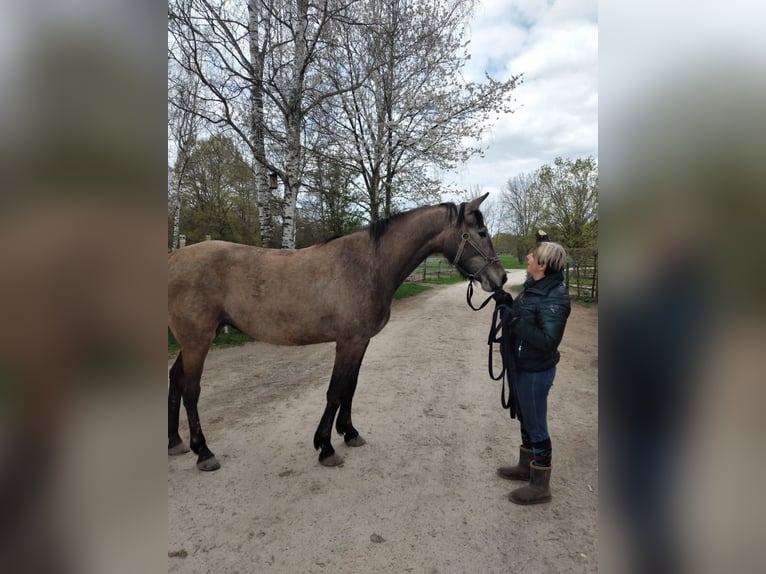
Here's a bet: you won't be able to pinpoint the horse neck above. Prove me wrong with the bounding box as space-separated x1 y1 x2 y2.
372 205 452 296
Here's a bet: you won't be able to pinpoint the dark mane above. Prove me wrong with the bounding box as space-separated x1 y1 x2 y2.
367 202 460 243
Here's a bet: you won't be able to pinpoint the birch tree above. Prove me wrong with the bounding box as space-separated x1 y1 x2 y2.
246 0 274 246
168 0 277 245
168 0 363 248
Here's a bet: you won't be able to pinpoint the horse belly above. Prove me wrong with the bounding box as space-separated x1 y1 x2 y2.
232 308 336 346
232 304 387 347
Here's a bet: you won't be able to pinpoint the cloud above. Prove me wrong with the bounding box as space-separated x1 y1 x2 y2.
448 0 598 194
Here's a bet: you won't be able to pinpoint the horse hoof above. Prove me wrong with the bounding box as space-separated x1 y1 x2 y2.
168 442 191 456
319 453 343 467
197 456 221 471
345 435 366 447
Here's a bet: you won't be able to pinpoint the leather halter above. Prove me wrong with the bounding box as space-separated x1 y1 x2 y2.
452 232 500 282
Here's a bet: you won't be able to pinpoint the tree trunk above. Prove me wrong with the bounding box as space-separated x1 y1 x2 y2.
172 191 181 250
248 0 274 247
280 0 308 250
282 113 300 249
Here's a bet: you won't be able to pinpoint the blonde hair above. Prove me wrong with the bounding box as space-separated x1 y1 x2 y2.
532 242 568 274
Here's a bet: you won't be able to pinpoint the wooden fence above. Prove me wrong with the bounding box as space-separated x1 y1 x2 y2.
404 250 598 302
565 248 598 301
405 256 460 282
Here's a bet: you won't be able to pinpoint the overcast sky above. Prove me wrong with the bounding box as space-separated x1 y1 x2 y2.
444 0 598 200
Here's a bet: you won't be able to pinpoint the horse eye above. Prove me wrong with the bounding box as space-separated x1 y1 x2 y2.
478 230 487 238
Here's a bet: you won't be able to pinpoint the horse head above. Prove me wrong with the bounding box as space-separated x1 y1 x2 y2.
447 193 507 292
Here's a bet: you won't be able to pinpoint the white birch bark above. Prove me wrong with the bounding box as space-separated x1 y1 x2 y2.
280 0 308 250
248 0 274 247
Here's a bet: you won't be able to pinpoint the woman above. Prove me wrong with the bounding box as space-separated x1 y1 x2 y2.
497 242 571 505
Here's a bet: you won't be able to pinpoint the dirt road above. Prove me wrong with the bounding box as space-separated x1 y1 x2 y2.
168 271 598 573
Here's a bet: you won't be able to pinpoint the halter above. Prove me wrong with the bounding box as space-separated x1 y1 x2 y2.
451 231 501 311
452 232 501 284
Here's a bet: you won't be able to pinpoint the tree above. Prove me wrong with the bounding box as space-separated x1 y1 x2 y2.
175 135 259 246
539 157 598 248
323 0 520 221
499 170 547 237
497 157 598 258
298 154 363 245
168 51 202 251
168 0 522 245
168 0 366 249
168 0 276 245
246 0 274 247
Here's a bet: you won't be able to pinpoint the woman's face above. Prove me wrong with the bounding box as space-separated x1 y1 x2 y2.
526 250 546 280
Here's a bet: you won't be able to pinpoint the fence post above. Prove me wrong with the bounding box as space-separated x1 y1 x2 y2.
592 252 598 299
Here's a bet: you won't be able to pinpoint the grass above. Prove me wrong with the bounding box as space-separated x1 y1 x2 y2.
394 273 469 299
393 283 433 299
168 329 179 357
421 275 466 286
499 254 525 269
168 327 254 358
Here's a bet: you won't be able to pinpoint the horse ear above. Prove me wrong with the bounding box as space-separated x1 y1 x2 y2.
465 192 489 213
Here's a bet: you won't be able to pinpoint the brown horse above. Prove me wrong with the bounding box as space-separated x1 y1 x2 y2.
168 193 506 470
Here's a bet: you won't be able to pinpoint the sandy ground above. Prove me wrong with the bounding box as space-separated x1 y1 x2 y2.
168 270 598 573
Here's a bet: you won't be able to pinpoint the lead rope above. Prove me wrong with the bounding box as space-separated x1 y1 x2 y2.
466 280 518 419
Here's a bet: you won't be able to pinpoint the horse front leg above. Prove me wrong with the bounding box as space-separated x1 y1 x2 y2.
313 338 369 467
336 371 366 448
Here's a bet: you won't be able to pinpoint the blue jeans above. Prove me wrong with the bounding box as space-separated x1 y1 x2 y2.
514 366 556 443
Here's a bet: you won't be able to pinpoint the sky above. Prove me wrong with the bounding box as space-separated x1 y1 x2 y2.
444 0 598 200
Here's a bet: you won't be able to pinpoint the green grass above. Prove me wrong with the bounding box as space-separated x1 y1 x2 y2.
421 275 466 285
168 329 180 357
393 283 433 299
168 327 254 357
498 254 525 269
394 273 468 299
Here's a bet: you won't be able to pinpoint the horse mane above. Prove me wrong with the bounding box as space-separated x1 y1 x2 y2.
315 200 482 247
367 202 461 243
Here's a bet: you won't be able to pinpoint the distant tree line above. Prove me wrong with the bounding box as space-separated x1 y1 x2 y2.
494 156 598 260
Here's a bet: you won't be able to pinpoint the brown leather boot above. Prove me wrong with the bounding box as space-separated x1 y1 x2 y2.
497 446 533 481
508 463 552 505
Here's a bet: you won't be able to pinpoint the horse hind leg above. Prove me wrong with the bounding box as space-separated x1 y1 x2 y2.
168 352 190 455
179 346 220 471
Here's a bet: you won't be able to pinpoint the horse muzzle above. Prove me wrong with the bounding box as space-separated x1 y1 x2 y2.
477 262 507 292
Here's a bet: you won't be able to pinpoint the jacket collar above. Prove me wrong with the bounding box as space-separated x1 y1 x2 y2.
523 271 564 295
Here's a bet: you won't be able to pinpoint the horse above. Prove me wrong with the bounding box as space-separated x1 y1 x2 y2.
168 193 507 471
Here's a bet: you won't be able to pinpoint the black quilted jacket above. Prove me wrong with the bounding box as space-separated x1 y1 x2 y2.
511 271 571 372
